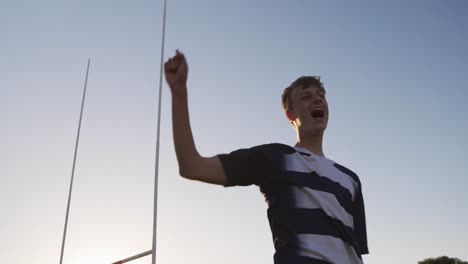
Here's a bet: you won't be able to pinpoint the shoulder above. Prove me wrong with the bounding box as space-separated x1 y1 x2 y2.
333 162 362 186
251 143 297 155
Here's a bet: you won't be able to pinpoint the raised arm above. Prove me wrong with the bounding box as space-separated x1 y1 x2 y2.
164 50 228 185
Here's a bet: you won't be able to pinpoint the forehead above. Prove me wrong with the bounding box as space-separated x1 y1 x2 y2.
291 85 324 97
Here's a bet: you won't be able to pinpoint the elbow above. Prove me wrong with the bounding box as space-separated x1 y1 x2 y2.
178 155 203 180
178 166 195 180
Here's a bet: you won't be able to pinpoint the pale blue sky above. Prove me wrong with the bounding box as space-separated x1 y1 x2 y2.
2 1 468 264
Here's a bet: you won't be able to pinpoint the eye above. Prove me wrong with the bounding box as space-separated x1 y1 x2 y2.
302 95 312 100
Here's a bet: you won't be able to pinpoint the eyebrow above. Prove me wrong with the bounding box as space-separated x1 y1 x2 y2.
300 90 313 96
299 88 325 96
298 88 326 98
301 86 325 95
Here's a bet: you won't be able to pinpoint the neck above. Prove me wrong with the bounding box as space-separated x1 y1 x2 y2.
294 132 325 157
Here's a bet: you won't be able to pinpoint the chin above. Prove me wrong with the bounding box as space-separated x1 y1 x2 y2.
303 126 326 137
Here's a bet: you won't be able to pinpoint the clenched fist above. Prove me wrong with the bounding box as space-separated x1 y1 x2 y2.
164 49 188 98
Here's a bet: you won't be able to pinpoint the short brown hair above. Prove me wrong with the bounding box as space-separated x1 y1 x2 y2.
281 76 325 112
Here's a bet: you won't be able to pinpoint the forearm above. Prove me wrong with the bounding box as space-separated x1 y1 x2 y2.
165 51 228 185
171 90 202 178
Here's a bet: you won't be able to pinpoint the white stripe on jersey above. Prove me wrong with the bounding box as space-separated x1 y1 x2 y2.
296 234 363 264
290 186 354 228
283 152 358 199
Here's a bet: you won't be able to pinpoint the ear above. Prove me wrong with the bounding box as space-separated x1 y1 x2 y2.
286 111 295 122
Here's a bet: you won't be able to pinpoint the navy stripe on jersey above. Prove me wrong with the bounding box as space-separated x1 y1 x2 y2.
265 185 354 228
333 163 361 185
276 208 360 253
282 171 354 215
275 249 332 264
295 234 363 264
283 152 358 199
291 186 354 227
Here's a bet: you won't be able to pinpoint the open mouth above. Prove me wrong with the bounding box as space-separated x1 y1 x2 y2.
311 108 324 118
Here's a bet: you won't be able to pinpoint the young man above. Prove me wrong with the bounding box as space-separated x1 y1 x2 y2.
164 50 369 264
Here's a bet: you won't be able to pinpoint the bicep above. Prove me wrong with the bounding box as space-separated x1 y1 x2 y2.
186 155 229 186
183 146 271 187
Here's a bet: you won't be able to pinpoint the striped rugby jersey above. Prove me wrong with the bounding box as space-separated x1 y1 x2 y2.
218 143 368 264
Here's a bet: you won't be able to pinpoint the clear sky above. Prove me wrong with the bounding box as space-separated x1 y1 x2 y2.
2 0 468 263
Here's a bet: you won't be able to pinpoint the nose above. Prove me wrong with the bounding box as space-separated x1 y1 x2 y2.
313 96 322 105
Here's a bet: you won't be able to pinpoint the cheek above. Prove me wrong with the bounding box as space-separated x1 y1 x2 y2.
296 102 310 114
297 108 310 118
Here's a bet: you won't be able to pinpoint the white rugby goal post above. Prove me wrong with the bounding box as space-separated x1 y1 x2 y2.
59 0 168 263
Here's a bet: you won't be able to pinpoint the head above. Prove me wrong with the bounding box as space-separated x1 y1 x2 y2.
281 76 329 137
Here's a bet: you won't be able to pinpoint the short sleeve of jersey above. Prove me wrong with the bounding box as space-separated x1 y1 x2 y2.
354 184 369 254
333 162 370 255
217 145 273 187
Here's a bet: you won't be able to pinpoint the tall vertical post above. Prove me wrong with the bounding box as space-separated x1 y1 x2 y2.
152 0 168 263
59 58 91 264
